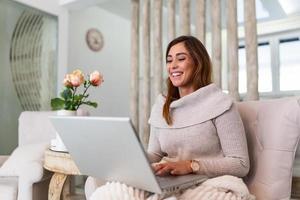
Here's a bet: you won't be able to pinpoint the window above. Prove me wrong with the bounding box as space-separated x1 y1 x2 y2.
279 37 300 91
236 31 300 98
238 42 272 93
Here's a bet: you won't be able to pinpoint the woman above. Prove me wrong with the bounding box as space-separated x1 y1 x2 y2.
88 36 253 200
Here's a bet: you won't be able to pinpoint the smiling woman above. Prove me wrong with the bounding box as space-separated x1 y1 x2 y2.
87 36 254 200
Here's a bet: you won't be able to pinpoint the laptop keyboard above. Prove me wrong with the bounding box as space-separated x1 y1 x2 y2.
158 175 208 196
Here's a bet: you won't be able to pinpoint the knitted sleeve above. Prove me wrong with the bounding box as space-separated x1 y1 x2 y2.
195 104 250 177
147 126 164 163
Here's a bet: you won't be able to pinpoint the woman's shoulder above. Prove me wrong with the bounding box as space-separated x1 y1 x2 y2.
151 94 167 111
149 93 193 128
148 94 165 124
155 94 166 104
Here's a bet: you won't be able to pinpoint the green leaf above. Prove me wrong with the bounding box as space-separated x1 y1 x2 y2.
60 88 72 100
51 98 65 110
74 94 84 101
83 101 98 108
64 100 74 110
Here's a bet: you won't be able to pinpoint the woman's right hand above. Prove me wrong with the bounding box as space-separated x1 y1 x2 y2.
151 160 193 176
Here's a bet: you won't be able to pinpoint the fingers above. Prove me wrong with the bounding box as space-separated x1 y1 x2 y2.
170 169 179 175
170 169 184 175
155 168 170 176
151 163 164 172
151 163 169 176
151 163 158 170
155 164 173 176
152 161 191 176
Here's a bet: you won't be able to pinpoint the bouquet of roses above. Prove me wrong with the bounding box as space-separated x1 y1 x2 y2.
51 69 104 111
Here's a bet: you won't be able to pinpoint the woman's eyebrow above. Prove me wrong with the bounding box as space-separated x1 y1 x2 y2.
176 52 188 56
167 52 188 58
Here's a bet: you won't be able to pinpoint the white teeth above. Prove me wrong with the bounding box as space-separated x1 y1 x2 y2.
171 72 183 77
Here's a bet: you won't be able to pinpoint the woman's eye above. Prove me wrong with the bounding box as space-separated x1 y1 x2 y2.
166 60 172 63
178 58 185 61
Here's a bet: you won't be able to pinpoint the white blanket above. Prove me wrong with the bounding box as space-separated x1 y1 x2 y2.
90 175 255 200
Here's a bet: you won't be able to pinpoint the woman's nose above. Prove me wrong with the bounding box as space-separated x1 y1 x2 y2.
169 61 178 69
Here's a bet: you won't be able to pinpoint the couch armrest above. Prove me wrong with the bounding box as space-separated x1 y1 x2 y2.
0 155 9 167
18 111 57 146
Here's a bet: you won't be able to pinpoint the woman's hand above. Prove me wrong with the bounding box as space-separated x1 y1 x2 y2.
151 160 193 176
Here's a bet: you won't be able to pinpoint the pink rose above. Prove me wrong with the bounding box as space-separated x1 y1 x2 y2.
70 70 85 87
69 74 81 87
89 71 104 86
63 74 72 87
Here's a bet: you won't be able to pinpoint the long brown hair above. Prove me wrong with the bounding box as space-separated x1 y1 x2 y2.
163 35 212 125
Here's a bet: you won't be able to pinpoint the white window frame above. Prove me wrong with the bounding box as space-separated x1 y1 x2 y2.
238 29 300 99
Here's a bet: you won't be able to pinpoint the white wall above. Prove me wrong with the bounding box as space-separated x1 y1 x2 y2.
68 6 131 117
14 0 61 15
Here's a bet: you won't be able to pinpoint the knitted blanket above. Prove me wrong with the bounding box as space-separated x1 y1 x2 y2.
90 175 255 200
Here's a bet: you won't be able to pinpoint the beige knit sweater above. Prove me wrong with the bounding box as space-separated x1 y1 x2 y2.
148 83 250 177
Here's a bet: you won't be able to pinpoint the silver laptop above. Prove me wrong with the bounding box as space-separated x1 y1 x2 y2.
50 116 207 194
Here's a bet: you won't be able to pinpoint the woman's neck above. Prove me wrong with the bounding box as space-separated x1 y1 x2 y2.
179 86 195 98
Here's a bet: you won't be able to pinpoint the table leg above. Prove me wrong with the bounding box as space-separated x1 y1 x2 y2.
292 177 300 199
48 172 68 200
62 176 72 200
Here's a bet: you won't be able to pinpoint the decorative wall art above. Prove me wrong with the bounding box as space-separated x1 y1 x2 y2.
9 10 58 111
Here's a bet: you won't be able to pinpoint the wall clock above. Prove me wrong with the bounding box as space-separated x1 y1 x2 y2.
86 28 104 52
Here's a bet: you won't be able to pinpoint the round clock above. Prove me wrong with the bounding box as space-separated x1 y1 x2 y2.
85 28 104 52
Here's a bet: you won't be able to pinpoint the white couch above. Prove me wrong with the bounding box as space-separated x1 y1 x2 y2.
236 97 300 199
0 111 57 200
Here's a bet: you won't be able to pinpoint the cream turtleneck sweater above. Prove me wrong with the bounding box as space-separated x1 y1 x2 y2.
147 83 250 177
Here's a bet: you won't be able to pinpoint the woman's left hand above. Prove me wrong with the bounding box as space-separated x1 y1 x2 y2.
152 160 192 176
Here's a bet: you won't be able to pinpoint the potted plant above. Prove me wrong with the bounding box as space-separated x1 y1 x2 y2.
50 69 104 151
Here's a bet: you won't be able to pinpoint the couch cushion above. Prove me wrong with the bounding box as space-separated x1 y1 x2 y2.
0 176 18 200
237 97 300 200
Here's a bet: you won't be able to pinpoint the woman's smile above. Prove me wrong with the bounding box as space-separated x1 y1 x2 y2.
170 71 183 78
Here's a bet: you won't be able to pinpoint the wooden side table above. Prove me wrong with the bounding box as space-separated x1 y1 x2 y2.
44 149 81 200
292 176 300 199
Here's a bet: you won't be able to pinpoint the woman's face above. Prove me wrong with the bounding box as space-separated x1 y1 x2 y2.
167 42 195 91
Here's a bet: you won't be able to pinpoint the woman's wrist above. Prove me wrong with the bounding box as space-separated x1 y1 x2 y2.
188 160 193 173
190 160 200 173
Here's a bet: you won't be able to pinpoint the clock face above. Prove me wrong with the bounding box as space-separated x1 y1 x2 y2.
86 28 104 52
